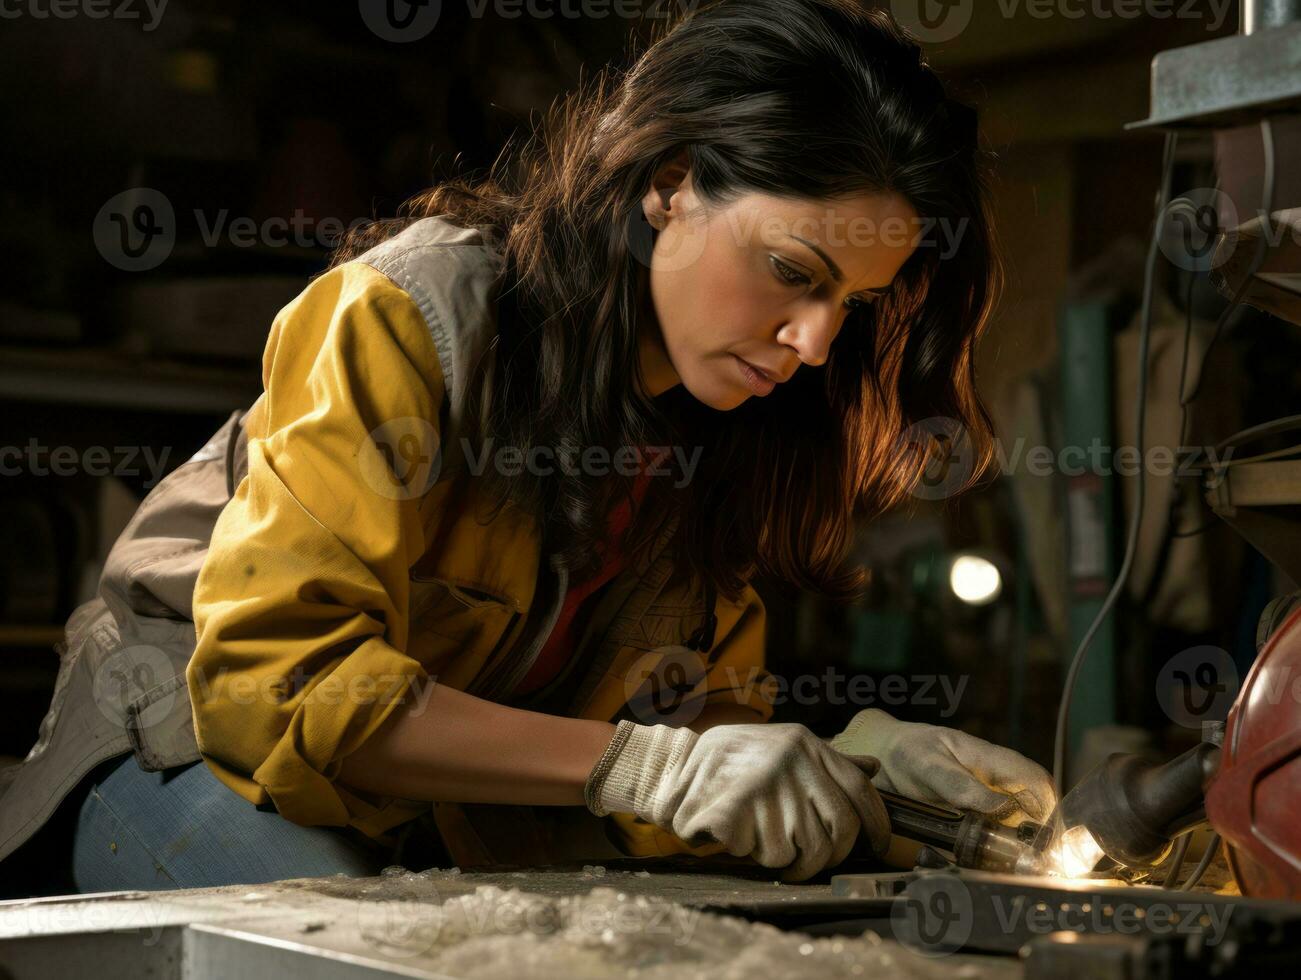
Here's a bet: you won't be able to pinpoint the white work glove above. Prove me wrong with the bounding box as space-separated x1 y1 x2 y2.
585 721 891 882
829 708 1056 824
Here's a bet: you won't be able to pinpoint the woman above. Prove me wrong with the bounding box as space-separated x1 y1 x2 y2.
0 0 1054 894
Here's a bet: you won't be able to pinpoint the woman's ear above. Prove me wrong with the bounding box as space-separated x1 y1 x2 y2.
641 147 693 230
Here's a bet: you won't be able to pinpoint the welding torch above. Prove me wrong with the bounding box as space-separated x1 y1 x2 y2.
1047 742 1221 875
875 789 1046 874
840 755 1047 873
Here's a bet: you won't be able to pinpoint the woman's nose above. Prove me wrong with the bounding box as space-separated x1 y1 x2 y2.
775 305 843 367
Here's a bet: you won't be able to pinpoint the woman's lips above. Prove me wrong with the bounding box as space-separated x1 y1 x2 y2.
733 354 777 396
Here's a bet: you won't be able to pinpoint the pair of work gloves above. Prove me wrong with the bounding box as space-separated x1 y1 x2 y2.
584 708 1056 882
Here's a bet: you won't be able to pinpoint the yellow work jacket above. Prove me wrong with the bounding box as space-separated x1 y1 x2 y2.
184 216 776 864
0 215 774 869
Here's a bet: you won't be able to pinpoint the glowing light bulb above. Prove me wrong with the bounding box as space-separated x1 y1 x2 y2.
949 555 1003 605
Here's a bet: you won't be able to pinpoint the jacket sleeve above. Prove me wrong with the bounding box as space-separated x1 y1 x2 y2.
188 261 443 833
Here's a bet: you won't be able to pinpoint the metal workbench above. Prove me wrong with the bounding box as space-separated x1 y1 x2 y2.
0 862 1017 979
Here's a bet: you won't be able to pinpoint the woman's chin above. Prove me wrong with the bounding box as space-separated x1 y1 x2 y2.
682 375 749 411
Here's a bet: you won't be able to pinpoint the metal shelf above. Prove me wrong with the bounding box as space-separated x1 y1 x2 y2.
0 346 259 415
0 625 63 649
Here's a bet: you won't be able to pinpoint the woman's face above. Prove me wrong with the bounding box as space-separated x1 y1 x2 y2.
637 160 920 411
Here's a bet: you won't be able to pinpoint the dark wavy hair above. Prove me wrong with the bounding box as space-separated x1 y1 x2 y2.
333 0 1000 603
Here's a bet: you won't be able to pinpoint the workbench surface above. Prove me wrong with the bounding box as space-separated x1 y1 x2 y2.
0 861 1019 979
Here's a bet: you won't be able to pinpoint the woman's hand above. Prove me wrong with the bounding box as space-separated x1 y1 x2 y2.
829 708 1056 824
586 721 891 881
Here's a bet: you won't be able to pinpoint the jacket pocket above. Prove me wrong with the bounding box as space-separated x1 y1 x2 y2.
412 575 514 611
127 672 202 771
120 618 205 771
406 576 520 690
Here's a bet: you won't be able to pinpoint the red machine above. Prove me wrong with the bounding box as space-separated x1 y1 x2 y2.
1205 601 1301 900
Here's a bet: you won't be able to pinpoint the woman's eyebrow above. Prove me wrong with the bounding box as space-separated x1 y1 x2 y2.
787 234 843 282
787 234 891 292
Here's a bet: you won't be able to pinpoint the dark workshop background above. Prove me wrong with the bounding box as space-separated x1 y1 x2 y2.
1 1 1296 776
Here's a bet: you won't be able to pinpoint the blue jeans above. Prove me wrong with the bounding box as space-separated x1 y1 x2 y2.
70 753 393 892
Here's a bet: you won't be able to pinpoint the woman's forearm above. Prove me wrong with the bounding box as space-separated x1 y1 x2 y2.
336 682 616 806
335 681 759 808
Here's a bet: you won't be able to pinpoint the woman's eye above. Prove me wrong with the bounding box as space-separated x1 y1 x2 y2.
770 256 810 287
844 294 877 312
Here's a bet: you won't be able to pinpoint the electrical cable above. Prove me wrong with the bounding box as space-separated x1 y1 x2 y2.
1052 119 1278 792
1210 413 1301 453
1051 130 1178 791
1169 271 1210 538
1176 269 1197 450
1161 830 1193 888
1179 118 1276 409
1180 832 1222 891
